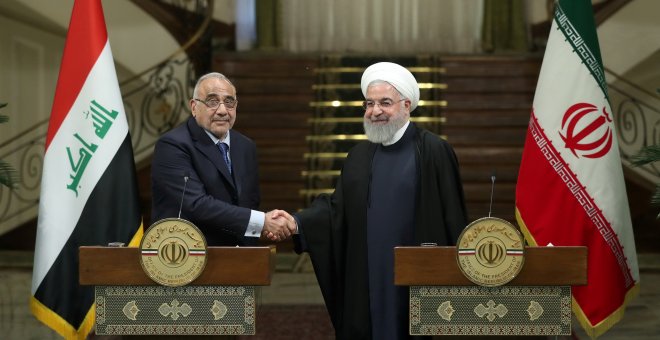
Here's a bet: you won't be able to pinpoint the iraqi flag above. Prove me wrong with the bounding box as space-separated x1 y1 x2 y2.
30 0 143 338
515 0 639 337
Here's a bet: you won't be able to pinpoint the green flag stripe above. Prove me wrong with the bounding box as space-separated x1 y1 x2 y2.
554 1 609 100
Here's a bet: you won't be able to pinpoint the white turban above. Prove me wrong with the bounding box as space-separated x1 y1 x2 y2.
360 62 420 111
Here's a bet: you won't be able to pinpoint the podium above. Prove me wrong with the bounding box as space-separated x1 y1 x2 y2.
79 246 275 336
394 246 587 336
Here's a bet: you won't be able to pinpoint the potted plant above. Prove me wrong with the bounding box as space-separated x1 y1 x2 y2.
632 145 660 217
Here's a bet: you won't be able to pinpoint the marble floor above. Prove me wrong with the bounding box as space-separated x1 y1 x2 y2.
1 251 659 339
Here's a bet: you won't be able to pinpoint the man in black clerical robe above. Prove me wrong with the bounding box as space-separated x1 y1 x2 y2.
292 62 468 340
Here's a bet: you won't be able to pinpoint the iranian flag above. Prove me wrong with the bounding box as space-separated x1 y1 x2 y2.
515 0 639 337
30 0 143 338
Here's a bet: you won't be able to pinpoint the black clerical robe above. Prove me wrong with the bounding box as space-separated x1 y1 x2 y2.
295 123 467 340
367 124 417 340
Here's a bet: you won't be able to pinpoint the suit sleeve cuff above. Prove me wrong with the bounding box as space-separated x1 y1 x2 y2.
245 210 265 237
292 215 306 253
293 215 301 234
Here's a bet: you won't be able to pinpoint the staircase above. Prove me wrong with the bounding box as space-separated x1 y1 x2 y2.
441 56 541 222
214 54 318 214
213 53 541 226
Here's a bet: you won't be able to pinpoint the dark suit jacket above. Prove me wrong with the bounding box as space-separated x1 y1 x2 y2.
151 117 261 246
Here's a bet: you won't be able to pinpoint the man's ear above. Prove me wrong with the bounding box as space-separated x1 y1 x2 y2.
189 99 197 116
404 99 412 111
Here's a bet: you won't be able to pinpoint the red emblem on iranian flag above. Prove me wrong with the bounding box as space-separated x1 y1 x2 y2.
559 102 613 159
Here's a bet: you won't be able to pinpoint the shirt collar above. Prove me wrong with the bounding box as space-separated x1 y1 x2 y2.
205 130 231 147
382 121 410 146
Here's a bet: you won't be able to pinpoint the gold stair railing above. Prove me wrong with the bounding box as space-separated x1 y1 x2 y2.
0 0 214 236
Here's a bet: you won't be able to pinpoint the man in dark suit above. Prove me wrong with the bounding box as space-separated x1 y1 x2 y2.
151 72 293 245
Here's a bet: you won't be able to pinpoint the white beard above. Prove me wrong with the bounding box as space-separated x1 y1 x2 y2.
363 111 407 143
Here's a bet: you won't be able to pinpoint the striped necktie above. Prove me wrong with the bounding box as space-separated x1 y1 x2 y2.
218 142 232 174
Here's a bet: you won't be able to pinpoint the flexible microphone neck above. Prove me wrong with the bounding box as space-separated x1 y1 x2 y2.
489 171 496 218
178 175 189 219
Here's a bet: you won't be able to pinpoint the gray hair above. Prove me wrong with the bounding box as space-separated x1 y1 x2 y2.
193 72 237 98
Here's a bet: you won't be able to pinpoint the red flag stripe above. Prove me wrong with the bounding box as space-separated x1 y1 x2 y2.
45 0 107 150
524 112 632 286
516 115 632 325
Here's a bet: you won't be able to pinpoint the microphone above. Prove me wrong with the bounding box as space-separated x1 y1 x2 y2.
488 171 496 218
178 172 190 219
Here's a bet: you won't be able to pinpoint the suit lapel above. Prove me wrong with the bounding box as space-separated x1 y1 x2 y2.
188 118 236 189
228 137 243 196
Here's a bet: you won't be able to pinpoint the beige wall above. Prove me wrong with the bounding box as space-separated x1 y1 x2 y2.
13 0 179 74
0 14 62 142
598 0 660 75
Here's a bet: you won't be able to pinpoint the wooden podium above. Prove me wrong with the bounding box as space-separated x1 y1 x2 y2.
394 246 587 336
79 246 275 336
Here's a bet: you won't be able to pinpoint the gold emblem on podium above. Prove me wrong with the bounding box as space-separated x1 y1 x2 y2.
140 218 207 287
456 217 524 287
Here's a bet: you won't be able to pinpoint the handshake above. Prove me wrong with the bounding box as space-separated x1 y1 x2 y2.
262 210 297 242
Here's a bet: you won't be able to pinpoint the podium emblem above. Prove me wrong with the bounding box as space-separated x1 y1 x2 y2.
140 218 207 287
456 217 524 286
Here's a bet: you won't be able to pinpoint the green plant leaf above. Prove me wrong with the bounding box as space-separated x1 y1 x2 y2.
651 185 660 205
0 160 18 189
0 103 17 189
631 145 660 167
633 145 660 219
651 136 660 218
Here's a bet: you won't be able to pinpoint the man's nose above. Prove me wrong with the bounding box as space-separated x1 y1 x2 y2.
213 105 228 115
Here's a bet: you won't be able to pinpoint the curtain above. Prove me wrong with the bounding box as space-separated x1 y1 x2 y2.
276 0 484 53
482 0 529 52
256 0 280 49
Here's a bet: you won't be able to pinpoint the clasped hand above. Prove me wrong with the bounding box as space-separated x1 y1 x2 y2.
262 210 297 242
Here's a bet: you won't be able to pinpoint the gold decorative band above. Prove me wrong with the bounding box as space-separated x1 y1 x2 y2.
307 117 446 124
305 134 446 142
312 83 448 90
301 170 341 177
314 67 446 73
309 100 447 107
303 153 348 159
299 189 334 196
305 135 367 141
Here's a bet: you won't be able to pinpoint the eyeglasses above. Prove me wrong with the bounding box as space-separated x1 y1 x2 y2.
194 97 237 110
362 98 406 110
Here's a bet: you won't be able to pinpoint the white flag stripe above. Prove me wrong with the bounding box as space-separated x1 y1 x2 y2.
32 42 128 292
